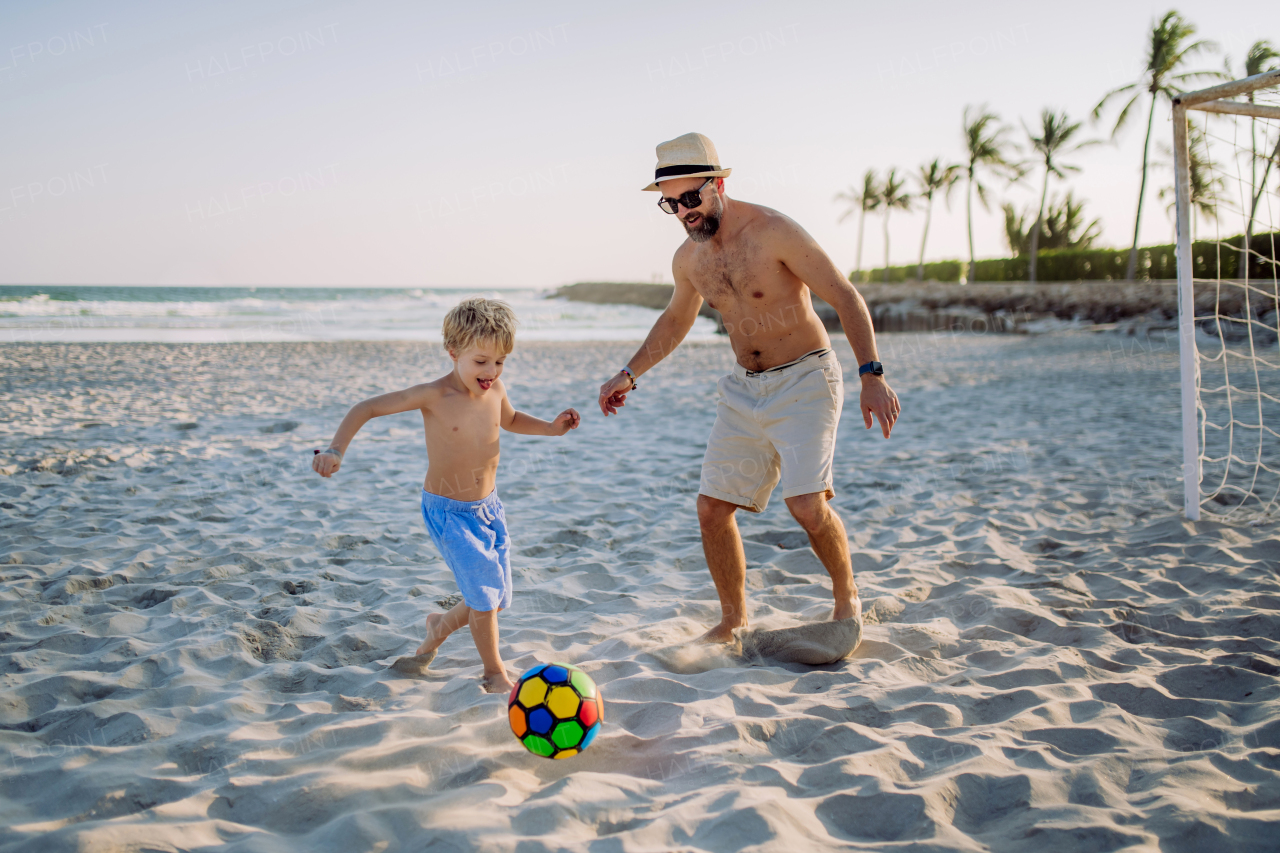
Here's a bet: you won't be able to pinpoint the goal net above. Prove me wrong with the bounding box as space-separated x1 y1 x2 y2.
1175 70 1280 521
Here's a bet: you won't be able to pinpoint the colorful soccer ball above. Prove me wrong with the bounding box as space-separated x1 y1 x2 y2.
508 662 603 759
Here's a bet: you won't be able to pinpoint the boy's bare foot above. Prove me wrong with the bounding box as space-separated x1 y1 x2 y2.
390 649 437 675
481 672 516 694
416 612 446 656
697 618 747 644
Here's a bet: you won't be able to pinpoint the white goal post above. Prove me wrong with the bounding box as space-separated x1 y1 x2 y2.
1174 69 1280 520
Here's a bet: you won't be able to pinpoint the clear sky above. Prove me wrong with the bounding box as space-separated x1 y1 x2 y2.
0 0 1271 287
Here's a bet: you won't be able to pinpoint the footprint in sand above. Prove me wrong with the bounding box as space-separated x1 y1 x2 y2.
736 616 864 666
651 616 864 672
389 650 437 675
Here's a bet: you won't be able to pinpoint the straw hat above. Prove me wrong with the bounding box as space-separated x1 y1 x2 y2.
641 132 732 192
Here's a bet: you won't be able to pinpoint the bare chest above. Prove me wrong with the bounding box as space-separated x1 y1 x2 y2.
422 396 501 450
689 243 761 306
688 241 804 315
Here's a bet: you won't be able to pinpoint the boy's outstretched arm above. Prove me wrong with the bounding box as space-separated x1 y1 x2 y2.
312 384 436 477
500 387 580 437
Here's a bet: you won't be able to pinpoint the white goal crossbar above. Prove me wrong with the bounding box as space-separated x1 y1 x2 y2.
1173 69 1280 520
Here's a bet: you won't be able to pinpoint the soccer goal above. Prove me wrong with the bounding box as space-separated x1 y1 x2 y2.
1174 69 1280 520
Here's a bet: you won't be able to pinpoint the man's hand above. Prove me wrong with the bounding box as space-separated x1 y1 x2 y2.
860 376 901 438
312 448 342 477
598 372 635 416
552 408 581 435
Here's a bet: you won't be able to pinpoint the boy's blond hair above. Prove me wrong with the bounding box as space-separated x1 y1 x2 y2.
442 297 517 355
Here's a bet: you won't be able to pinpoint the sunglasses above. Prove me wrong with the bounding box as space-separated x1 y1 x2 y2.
657 178 715 215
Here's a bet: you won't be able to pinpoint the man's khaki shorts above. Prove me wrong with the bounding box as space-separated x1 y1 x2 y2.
699 350 844 512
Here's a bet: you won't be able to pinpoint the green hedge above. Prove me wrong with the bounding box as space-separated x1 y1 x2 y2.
859 232 1279 283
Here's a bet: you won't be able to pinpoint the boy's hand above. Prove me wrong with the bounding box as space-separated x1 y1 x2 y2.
312 448 342 477
552 409 581 435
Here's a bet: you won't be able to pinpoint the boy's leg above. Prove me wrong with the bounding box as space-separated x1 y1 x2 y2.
416 600 471 656
468 607 514 694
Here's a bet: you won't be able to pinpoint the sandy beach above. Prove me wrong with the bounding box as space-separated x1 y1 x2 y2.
3 331 1280 851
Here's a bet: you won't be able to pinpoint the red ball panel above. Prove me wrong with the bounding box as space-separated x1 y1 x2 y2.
579 697 598 727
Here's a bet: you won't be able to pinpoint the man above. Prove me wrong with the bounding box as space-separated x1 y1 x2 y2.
598 132 900 645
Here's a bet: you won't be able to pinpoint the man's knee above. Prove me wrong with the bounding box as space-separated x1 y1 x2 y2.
697 494 737 528
786 494 829 533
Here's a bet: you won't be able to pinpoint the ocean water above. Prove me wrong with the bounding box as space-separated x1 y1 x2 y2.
0 286 718 344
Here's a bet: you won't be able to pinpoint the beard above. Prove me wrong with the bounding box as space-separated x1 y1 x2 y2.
682 194 723 243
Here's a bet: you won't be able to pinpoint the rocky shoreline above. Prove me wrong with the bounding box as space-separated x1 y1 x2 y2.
554 280 1266 337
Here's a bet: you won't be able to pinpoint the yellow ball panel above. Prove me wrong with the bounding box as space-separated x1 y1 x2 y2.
547 685 580 719
553 748 579 759
518 677 548 708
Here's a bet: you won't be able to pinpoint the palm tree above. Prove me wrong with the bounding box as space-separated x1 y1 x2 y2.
1003 203 1031 257
962 105 1020 284
1158 119 1223 241
1047 193 1103 250
1024 110 1096 282
1093 11 1222 280
913 159 962 281
835 169 881 282
878 169 912 282
1236 40 1280 276
1004 192 1102 256
1246 127 1280 280
1184 121 1224 241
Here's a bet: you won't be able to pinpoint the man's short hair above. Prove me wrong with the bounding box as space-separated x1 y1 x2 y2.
442 297 517 355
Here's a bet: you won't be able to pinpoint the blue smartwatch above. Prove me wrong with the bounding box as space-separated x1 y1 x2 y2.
858 361 884 377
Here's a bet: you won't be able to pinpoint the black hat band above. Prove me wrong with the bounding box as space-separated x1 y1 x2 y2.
654 164 718 180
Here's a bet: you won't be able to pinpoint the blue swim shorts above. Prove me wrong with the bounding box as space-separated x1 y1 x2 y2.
420 489 512 612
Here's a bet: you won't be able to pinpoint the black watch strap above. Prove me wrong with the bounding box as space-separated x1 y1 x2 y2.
858 361 884 377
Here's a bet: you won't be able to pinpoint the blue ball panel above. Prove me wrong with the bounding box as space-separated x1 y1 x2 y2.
542 665 568 684
520 664 548 681
528 707 554 735
580 722 600 750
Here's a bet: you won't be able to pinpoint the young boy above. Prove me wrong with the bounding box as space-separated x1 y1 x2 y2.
311 298 580 693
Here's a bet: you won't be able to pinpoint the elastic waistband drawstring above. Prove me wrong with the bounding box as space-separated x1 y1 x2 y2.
743 348 832 378
421 489 501 519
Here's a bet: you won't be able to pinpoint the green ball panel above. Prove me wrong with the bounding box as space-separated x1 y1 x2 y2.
523 734 555 757
569 669 596 698
551 720 585 750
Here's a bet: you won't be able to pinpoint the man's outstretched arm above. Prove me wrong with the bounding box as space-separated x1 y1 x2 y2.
774 219 901 438
598 268 703 415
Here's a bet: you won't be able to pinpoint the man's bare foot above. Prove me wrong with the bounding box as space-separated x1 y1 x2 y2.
416 612 445 656
832 596 861 622
390 649 437 675
697 619 747 644
481 672 516 694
